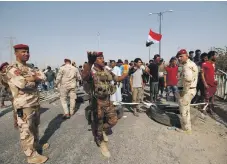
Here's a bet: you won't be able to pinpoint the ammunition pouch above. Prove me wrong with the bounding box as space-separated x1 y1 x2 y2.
94 82 116 98
94 70 116 98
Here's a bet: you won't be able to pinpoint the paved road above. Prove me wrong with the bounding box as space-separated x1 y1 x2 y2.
0 98 227 164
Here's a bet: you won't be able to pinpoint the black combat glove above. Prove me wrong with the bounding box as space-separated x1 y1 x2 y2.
87 51 97 65
128 67 137 76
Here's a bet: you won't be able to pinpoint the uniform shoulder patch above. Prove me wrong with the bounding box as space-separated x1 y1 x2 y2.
14 69 22 76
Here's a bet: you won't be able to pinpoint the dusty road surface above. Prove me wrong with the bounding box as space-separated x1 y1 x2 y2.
0 99 227 164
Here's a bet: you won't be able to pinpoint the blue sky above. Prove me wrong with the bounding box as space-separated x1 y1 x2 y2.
0 1 227 68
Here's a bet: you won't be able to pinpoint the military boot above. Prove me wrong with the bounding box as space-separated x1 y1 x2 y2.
103 131 108 142
100 141 111 158
27 151 48 164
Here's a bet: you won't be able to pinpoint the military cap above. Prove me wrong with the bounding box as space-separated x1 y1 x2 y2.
179 49 188 55
64 58 71 63
87 51 103 57
0 62 9 71
13 44 29 50
97 52 103 57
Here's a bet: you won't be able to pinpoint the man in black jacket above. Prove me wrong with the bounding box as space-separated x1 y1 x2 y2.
45 66 56 90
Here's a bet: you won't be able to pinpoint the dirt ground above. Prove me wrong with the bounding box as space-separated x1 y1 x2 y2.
1 94 227 164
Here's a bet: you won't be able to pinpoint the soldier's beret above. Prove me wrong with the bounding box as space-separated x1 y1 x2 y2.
87 51 103 57
0 62 9 71
64 59 71 63
96 52 103 57
179 49 188 55
13 44 29 50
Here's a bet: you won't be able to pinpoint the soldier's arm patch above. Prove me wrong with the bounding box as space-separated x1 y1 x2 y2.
14 69 21 76
7 67 27 89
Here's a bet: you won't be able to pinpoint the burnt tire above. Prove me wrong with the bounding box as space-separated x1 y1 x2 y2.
116 106 124 119
157 104 180 114
147 104 181 128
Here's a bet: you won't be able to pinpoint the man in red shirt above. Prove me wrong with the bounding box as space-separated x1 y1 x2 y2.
201 51 218 115
164 57 178 102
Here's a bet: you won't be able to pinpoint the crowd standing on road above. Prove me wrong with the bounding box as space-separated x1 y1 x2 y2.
0 43 220 163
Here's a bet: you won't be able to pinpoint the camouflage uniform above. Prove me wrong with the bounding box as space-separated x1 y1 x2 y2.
82 51 130 158
6 61 46 157
0 72 12 105
55 63 80 115
177 59 198 131
90 66 118 145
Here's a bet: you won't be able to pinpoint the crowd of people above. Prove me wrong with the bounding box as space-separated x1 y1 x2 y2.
95 49 218 117
0 44 219 163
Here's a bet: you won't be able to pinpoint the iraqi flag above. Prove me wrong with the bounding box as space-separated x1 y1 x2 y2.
146 29 162 47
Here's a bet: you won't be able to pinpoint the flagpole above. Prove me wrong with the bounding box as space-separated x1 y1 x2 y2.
149 46 151 61
159 13 162 56
148 10 173 56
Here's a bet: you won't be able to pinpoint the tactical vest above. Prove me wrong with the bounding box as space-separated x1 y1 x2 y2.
93 69 116 99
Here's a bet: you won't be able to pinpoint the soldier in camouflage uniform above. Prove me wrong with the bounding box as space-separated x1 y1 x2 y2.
55 59 80 119
176 49 198 134
0 62 18 128
0 62 11 108
6 44 49 164
82 51 130 158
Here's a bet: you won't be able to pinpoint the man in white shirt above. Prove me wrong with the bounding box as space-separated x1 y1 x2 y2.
109 60 122 102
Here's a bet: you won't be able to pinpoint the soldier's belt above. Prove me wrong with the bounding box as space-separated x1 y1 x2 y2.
178 87 196 90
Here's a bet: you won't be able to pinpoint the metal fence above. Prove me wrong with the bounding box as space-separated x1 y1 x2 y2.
216 70 227 100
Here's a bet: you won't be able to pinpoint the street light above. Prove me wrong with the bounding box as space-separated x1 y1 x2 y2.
148 10 173 56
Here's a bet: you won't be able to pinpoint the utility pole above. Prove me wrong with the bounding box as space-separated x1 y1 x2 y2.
149 46 151 61
4 36 16 64
149 10 173 56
